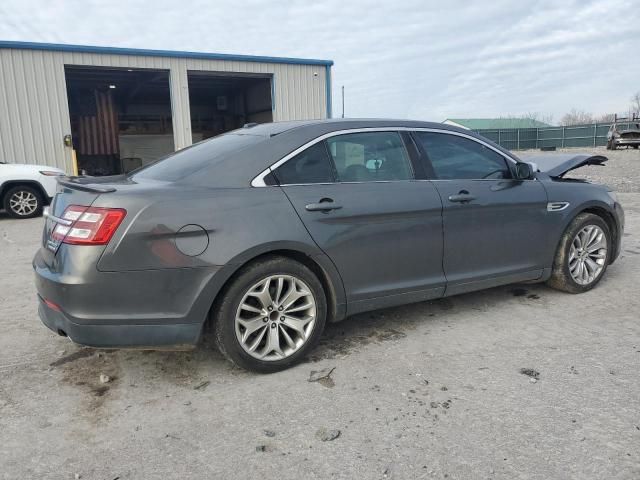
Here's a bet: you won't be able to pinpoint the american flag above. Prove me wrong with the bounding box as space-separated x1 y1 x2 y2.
77 90 119 155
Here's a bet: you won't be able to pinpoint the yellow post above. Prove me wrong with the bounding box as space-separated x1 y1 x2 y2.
71 149 79 176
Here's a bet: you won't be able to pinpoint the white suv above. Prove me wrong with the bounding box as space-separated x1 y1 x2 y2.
0 163 65 219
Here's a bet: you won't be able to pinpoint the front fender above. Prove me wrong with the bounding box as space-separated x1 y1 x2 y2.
542 180 621 267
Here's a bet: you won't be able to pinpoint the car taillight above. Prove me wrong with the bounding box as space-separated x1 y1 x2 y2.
52 205 126 245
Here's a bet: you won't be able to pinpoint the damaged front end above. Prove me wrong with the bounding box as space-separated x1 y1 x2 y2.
520 154 607 178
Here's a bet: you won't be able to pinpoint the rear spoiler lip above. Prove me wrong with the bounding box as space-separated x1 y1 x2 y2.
57 176 117 193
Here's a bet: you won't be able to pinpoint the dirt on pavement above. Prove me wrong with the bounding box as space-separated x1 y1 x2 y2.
0 147 639 480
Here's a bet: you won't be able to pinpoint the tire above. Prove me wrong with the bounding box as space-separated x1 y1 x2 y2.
2 185 43 219
547 213 611 294
213 256 327 373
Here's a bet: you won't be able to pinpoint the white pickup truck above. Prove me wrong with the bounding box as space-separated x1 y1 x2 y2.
0 163 65 219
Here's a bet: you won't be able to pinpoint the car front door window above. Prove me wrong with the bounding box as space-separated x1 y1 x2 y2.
414 132 512 180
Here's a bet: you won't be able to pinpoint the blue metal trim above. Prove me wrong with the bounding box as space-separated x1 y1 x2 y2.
0 40 334 67
325 66 332 119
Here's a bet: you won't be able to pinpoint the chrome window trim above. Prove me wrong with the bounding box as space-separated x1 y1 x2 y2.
251 127 520 187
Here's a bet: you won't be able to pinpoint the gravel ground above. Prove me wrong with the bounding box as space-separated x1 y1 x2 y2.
1 148 639 480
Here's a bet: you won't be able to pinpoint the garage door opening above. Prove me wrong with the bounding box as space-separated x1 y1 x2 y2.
65 66 173 175
187 72 273 142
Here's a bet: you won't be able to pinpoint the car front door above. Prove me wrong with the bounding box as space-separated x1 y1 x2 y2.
273 130 445 314
412 130 549 295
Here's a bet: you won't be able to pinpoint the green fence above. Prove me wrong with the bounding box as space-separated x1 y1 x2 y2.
473 122 635 150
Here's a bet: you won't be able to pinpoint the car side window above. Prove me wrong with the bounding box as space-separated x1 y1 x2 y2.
273 141 335 185
326 132 413 182
414 132 512 180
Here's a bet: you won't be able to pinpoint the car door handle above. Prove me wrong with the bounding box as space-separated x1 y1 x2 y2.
305 201 343 212
448 192 476 203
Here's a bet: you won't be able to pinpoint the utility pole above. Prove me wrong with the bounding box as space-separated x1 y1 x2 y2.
341 85 345 118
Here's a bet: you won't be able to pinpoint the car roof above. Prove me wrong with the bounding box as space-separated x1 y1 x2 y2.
237 118 467 137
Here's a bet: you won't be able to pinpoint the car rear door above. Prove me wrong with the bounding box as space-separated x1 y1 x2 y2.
412 130 549 295
273 130 445 314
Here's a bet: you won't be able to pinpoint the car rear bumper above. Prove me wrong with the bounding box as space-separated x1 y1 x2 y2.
33 247 222 348
614 138 640 146
38 295 201 348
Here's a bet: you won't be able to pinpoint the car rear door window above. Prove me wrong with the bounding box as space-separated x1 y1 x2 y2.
273 141 335 185
326 132 413 182
414 132 512 180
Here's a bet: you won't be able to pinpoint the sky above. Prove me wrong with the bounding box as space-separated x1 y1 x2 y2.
1 0 639 123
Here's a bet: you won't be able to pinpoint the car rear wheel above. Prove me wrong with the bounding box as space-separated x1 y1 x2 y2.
3 185 43 219
213 256 327 373
547 213 611 293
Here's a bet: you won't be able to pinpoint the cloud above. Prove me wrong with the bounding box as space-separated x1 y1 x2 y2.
0 0 638 122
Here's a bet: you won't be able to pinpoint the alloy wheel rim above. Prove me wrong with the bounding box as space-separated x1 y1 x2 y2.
568 225 607 285
235 275 316 361
9 191 38 216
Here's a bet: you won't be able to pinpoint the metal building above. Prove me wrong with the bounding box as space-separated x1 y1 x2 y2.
0 41 333 175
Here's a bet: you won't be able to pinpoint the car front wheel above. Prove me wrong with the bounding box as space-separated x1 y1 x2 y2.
213 256 327 373
3 185 43 219
547 213 611 293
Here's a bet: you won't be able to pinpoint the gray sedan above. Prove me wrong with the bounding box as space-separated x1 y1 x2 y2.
34 119 624 372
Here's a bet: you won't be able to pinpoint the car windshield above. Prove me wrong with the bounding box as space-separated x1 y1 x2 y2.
130 133 265 182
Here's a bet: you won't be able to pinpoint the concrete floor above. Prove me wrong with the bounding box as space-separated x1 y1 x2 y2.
1 148 639 479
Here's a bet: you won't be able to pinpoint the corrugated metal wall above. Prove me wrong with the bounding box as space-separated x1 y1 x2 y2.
0 47 329 172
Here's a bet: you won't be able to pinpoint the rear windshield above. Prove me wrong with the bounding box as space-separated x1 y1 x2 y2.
130 133 264 182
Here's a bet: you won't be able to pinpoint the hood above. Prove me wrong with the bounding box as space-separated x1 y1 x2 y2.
518 154 607 177
616 128 640 137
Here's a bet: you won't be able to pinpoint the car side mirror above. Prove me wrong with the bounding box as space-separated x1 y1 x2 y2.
515 162 536 180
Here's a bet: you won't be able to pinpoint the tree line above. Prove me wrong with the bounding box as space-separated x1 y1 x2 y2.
559 91 640 126
509 92 640 127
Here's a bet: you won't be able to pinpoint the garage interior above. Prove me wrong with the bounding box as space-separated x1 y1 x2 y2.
187 71 273 142
65 66 174 175
65 67 274 175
